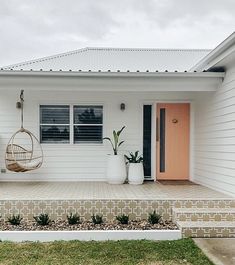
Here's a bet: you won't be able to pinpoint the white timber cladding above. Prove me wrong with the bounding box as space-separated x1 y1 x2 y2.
0 80 219 182
193 66 235 197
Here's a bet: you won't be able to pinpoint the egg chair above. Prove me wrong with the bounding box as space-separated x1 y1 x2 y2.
5 90 43 172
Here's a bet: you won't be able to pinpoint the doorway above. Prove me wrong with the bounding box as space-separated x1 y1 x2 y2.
156 103 190 180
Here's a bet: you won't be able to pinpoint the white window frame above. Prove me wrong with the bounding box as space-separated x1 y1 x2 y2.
73 105 103 144
40 105 70 144
39 104 104 144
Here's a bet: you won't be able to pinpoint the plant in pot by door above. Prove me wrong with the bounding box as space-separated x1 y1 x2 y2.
125 151 144 185
103 126 126 184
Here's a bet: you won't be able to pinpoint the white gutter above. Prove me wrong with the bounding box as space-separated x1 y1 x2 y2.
0 70 225 78
190 32 235 71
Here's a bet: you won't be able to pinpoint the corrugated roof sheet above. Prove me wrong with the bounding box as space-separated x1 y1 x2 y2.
2 47 211 72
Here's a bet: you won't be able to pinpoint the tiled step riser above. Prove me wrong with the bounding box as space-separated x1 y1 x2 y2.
0 199 234 222
181 227 235 238
173 200 235 209
0 199 174 221
173 212 235 222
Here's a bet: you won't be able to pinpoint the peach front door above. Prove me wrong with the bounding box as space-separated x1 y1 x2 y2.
157 103 190 180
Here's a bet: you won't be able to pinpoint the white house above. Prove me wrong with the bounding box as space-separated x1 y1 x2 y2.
0 32 235 197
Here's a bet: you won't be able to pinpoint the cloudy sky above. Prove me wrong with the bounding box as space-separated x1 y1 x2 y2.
0 0 234 66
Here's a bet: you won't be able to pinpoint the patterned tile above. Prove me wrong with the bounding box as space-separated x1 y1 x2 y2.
0 182 232 200
1 199 235 223
0 182 234 238
181 224 235 238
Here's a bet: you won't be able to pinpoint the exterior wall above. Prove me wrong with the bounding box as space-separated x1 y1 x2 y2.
0 87 211 182
194 66 235 197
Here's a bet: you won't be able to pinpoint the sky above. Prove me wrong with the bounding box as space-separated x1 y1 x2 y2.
0 0 234 66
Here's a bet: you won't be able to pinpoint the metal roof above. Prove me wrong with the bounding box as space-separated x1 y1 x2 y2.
2 47 211 72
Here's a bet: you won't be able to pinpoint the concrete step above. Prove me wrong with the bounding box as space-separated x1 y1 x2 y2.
177 221 235 238
172 208 235 222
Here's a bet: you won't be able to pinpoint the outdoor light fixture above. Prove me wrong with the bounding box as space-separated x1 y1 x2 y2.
16 101 22 109
120 103 125 111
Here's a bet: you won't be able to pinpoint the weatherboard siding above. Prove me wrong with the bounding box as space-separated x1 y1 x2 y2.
0 90 141 181
194 66 235 196
0 88 210 182
2 76 234 198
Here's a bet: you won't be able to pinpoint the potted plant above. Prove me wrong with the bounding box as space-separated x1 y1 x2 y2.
125 151 144 185
103 126 126 184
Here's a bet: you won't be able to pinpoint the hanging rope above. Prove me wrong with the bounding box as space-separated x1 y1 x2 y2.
20 90 24 130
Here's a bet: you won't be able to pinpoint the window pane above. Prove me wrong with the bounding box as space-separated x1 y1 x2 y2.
160 108 166 172
40 105 69 124
74 125 102 143
74 106 103 124
143 105 152 177
40 125 70 143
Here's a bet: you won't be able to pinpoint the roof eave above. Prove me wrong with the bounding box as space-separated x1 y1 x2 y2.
190 32 235 71
0 70 225 78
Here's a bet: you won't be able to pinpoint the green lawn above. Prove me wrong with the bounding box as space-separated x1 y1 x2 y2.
0 239 213 265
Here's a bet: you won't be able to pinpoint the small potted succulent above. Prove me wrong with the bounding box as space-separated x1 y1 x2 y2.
125 151 144 185
103 126 126 184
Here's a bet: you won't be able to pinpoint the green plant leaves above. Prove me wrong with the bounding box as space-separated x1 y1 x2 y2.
118 141 124 147
125 151 143 163
117 126 125 136
34 213 51 226
103 127 125 155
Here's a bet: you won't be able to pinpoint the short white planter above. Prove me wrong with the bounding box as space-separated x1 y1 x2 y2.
106 155 127 184
128 163 144 185
0 230 181 242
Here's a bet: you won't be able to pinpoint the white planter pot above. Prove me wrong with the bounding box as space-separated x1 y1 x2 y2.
106 155 127 184
128 163 144 185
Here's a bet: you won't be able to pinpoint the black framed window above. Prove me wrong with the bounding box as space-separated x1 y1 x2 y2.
73 105 103 143
40 105 70 143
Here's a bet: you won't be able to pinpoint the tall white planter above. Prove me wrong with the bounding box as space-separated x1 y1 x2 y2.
106 155 127 184
128 163 144 185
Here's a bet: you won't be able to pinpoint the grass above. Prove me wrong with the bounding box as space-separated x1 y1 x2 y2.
0 239 213 265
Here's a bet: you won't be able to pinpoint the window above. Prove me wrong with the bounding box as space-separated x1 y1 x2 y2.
40 105 70 143
73 106 103 143
40 105 103 144
143 105 152 177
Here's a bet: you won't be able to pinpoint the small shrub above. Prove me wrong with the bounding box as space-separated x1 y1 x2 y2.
116 214 129 224
125 151 143 163
34 213 51 226
7 214 23 226
91 214 103 224
148 211 161 224
67 213 80 225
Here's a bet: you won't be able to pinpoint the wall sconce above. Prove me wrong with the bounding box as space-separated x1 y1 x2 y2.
16 102 22 109
120 103 125 111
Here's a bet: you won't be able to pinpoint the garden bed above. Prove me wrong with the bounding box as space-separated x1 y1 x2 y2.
0 220 181 242
0 219 177 231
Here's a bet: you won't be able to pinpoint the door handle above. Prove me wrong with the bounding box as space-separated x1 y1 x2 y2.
156 117 159 141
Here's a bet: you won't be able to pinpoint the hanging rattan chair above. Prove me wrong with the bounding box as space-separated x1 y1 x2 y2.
5 90 43 172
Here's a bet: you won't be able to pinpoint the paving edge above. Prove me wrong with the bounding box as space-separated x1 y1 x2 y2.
193 239 226 265
0 230 182 242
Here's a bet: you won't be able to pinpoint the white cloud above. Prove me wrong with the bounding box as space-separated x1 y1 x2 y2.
0 0 234 66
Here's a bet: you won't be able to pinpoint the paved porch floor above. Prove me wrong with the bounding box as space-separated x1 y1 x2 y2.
0 181 232 200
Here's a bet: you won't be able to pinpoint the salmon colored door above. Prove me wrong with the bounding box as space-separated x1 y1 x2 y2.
157 103 190 180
